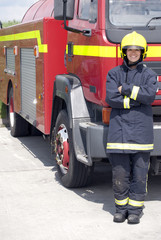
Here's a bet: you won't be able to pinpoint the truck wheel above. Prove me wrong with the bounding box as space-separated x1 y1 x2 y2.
54 110 92 188
9 88 29 137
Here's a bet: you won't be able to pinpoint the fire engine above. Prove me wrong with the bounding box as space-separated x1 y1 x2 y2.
0 0 161 187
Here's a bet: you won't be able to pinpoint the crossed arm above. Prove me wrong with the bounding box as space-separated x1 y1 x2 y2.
106 72 158 109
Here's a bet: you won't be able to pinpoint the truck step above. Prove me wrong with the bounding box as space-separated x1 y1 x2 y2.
151 157 161 175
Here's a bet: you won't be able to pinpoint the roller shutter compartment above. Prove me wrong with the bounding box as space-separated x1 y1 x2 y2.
20 48 36 125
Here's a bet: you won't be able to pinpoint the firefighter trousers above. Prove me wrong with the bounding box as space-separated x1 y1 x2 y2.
109 152 150 216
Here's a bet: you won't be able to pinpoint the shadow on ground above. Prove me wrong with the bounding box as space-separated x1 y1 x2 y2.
5 126 161 214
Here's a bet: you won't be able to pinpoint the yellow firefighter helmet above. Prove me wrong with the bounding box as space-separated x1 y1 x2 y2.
120 31 148 60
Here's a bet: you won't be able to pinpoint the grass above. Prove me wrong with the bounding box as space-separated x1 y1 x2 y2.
0 101 7 119
2 20 20 28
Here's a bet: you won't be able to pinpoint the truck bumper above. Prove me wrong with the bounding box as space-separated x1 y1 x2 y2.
75 122 161 166
151 124 161 156
78 122 109 166
85 124 161 158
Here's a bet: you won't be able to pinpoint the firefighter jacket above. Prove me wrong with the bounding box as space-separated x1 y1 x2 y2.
106 61 158 153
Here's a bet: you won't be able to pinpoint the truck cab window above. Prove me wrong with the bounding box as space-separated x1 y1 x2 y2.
109 0 161 27
78 0 98 22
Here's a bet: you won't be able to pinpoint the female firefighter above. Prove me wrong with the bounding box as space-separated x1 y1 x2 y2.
106 31 158 224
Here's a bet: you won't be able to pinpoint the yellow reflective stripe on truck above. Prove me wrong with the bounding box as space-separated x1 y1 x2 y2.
0 30 48 53
66 45 161 58
117 46 161 58
66 45 117 58
147 46 161 58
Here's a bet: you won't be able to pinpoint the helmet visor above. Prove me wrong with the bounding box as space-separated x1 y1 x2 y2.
122 45 144 50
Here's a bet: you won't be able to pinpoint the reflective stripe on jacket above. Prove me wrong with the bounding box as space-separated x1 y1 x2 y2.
106 62 158 153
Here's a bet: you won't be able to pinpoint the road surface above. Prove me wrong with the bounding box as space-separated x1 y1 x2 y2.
0 127 161 240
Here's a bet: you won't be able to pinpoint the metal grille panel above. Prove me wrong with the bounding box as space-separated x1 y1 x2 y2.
144 61 161 76
6 48 15 74
20 48 36 124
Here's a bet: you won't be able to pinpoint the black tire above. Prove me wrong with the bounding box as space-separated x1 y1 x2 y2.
53 110 92 188
9 88 29 137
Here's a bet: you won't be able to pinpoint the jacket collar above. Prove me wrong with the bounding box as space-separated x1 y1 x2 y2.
121 60 144 73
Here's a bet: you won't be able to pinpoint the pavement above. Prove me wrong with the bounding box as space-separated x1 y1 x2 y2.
0 126 161 240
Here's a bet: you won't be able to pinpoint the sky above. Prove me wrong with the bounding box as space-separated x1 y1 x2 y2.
0 0 39 22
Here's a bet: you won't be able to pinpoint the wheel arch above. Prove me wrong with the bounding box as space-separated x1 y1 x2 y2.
50 74 77 137
50 74 92 132
50 74 94 166
7 80 13 105
51 95 67 132
6 80 13 118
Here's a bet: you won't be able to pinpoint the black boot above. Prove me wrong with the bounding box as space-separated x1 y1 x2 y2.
128 214 140 224
113 213 126 223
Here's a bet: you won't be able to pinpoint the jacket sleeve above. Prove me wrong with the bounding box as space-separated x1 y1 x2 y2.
106 70 140 109
121 73 158 105
106 71 125 109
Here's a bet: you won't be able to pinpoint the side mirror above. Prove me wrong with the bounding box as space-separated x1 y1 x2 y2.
54 0 91 35
54 0 75 20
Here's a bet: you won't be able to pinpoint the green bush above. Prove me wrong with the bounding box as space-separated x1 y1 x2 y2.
2 20 20 28
0 101 7 119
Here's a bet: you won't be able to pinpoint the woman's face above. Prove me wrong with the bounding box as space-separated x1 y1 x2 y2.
126 48 141 64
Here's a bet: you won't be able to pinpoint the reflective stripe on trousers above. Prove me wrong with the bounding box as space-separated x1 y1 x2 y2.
109 152 150 215
115 198 144 208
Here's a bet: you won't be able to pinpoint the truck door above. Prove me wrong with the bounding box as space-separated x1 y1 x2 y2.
67 0 101 103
